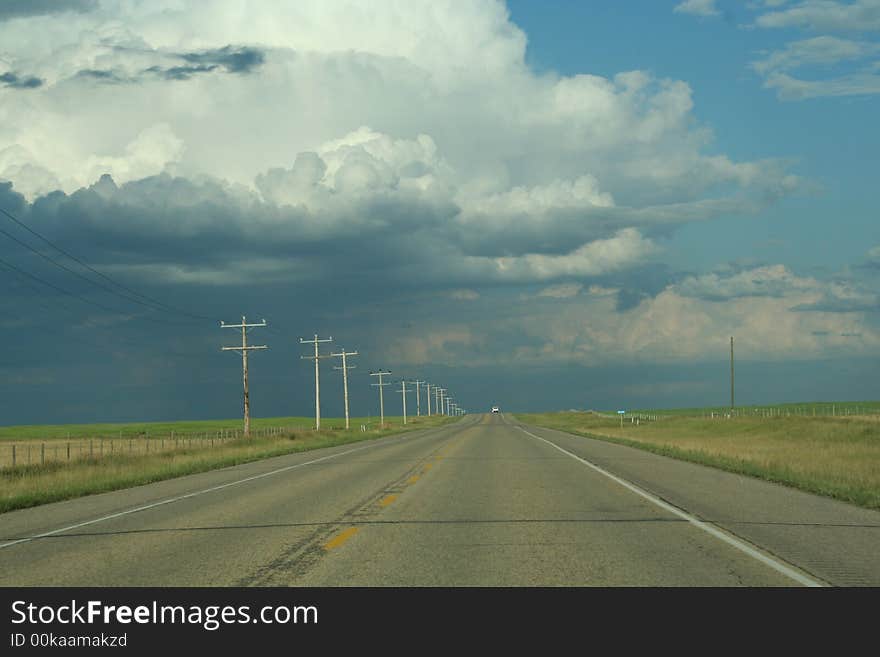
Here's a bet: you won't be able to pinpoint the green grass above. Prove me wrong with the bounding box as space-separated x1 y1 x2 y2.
515 410 880 510
0 415 404 441
0 414 455 514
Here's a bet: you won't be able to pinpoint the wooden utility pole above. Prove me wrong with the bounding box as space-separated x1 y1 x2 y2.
370 370 392 427
300 333 333 430
221 316 268 437
730 336 735 412
410 379 424 417
397 380 412 425
424 382 432 416
331 348 358 430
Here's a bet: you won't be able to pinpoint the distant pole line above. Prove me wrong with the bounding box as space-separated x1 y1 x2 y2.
300 334 333 430
425 382 432 416
221 316 268 437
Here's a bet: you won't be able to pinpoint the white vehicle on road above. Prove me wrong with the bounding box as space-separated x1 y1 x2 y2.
491 406 500 413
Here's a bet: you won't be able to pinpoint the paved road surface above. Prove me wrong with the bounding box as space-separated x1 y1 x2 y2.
1 413 878 586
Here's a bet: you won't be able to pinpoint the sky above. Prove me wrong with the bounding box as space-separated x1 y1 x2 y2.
0 0 878 424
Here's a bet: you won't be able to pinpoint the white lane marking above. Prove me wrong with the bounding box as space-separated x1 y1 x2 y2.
517 425 824 587
0 429 446 551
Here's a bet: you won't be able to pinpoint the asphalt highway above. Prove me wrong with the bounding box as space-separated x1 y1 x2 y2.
1 413 878 586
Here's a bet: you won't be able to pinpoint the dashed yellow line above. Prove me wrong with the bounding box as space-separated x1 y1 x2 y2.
407 474 420 484
379 494 398 507
423 463 433 471
324 527 359 550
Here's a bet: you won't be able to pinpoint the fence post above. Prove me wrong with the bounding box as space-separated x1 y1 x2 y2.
67 442 70 461
12 444 15 468
41 442 45 465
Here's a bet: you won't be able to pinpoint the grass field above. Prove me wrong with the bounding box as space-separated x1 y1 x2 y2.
0 414 454 514
0 415 382 441
619 400 880 418
515 409 880 510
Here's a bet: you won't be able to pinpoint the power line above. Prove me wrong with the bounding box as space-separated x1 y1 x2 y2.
0 253 135 316
0 204 216 322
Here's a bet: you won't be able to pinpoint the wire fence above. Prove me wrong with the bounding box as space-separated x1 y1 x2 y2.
0 425 299 470
592 404 880 423
697 405 880 419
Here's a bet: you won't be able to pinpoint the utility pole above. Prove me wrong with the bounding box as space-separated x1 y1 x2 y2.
397 380 412 425
410 379 424 417
300 333 333 430
331 348 358 430
445 397 453 417
221 316 267 437
436 387 446 415
370 370 392 427
424 382 432 416
730 336 735 412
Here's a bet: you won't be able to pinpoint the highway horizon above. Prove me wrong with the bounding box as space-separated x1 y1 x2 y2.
1 413 878 586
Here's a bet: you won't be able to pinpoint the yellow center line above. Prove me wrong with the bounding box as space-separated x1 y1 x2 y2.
407 475 420 484
423 463 433 471
324 527 359 550
379 494 398 507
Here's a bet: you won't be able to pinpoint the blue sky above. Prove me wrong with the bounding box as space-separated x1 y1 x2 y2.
0 1 877 424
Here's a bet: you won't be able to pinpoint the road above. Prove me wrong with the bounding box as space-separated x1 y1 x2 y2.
1 413 878 586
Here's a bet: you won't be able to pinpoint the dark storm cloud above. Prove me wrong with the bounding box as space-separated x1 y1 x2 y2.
144 46 266 81
73 46 265 85
1 174 459 292
179 46 265 74
0 72 43 89
145 64 219 81
75 69 128 84
0 0 95 21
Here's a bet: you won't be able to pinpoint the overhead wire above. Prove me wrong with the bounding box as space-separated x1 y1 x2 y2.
0 204 217 322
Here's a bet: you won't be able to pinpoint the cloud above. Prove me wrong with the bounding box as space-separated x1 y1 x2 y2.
751 36 880 99
674 0 721 16
674 264 818 300
0 71 43 89
751 36 880 75
536 283 583 298
0 0 95 21
448 289 480 300
0 0 827 375
755 0 880 32
763 70 880 99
